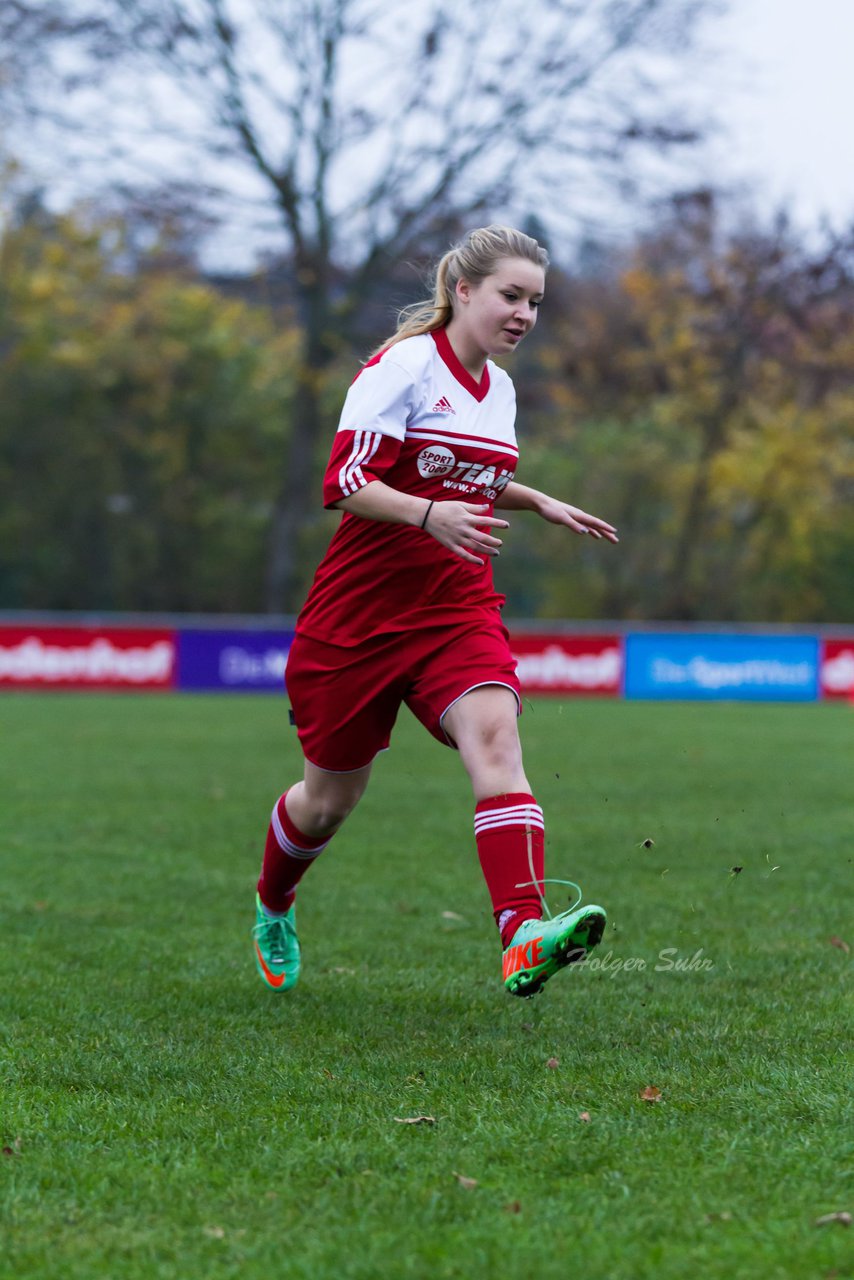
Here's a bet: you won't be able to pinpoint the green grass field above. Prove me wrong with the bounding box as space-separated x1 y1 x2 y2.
0 693 851 1280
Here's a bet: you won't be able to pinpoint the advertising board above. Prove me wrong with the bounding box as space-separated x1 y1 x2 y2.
177 629 293 692
0 626 176 690
819 638 854 700
509 633 622 696
624 633 819 701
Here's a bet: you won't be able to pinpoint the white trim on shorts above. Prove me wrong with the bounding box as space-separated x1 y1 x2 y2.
439 681 522 748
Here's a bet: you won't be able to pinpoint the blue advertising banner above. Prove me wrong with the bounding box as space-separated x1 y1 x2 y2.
625 633 819 701
178 629 293 692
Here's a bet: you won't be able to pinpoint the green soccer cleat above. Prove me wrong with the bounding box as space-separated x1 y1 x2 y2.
252 893 300 991
502 902 606 998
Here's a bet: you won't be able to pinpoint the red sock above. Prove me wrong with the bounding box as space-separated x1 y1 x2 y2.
257 792 332 913
474 793 546 947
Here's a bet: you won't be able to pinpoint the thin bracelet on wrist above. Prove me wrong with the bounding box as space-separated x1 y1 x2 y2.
420 500 434 530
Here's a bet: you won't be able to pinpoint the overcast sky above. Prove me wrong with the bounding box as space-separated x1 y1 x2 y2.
711 0 854 231
14 0 851 267
193 0 854 267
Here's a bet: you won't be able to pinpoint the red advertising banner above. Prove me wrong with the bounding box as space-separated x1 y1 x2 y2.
820 638 854 700
0 626 176 690
510 633 623 696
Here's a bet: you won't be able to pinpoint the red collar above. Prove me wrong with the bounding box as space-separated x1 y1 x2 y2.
432 328 490 402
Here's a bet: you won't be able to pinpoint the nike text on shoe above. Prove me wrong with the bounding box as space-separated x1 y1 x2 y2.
252 893 300 991
502 903 606 998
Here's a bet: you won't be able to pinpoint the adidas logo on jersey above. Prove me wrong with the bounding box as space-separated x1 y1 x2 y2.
431 396 456 414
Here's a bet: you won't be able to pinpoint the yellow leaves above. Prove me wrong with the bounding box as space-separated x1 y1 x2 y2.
0 203 304 613
621 266 658 305
27 270 57 302
43 240 70 268
52 339 91 368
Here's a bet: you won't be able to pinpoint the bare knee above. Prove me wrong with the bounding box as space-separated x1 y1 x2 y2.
470 717 523 769
458 720 528 799
305 786 363 834
290 765 371 837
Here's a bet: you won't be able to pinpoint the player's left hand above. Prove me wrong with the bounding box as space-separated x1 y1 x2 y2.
538 497 619 543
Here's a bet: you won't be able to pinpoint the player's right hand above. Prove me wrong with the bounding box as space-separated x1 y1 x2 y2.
424 501 509 566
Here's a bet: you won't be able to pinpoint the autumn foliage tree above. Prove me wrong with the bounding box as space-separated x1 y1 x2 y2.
0 0 719 610
2 190 852 621
0 199 299 611
501 193 854 622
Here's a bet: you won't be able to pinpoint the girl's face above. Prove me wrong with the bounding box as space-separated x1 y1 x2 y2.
455 256 546 358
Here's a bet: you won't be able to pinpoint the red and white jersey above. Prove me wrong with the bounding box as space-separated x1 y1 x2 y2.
296 328 519 646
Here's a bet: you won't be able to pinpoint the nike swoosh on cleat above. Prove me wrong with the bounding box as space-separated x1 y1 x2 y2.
255 942 287 988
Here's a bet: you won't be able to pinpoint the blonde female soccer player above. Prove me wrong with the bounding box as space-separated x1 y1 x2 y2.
252 225 618 997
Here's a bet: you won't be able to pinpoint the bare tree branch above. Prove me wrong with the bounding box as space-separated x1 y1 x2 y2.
0 0 723 608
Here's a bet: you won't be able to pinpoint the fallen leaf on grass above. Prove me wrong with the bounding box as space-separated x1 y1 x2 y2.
393 1115 436 1125
829 936 850 955
503 1200 522 1214
441 911 466 922
452 1171 478 1190
704 1211 733 1224
331 966 355 975
546 1057 560 1070
814 1212 851 1228
203 1225 226 1239
639 1085 662 1103
579 1111 591 1123
2 1138 21 1157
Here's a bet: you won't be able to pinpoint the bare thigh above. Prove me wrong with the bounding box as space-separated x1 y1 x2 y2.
442 685 530 802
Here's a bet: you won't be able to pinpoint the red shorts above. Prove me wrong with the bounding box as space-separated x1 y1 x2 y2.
285 616 521 772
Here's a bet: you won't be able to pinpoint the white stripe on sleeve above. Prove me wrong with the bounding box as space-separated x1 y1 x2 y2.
339 429 383 496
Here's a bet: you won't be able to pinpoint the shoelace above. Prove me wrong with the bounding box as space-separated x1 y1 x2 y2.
514 877 583 921
253 913 297 958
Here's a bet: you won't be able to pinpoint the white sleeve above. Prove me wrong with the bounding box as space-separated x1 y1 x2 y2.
337 356 417 441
